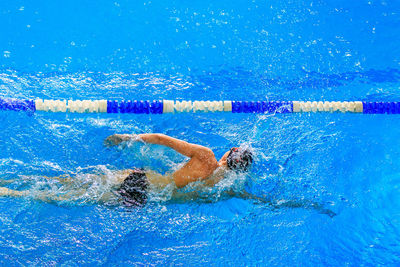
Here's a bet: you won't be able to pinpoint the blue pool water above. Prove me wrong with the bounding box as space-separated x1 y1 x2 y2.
1 0 400 265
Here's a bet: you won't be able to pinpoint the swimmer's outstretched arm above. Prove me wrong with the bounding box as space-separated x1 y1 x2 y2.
104 134 137 146
105 133 212 158
270 199 337 218
229 190 336 217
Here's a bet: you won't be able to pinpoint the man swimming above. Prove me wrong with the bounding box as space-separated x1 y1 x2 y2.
0 133 336 217
0 133 254 207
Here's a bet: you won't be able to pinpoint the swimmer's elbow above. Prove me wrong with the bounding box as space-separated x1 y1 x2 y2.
199 147 214 157
139 133 163 144
174 178 188 189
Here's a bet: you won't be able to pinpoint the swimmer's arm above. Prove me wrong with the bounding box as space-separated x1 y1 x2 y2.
228 190 336 217
107 133 212 158
226 189 269 203
140 134 213 158
272 199 337 218
104 134 138 147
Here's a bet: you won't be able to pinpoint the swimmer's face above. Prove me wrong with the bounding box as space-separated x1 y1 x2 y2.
219 147 239 167
226 147 253 172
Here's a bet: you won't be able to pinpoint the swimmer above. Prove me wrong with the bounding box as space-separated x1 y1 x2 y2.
0 133 336 217
0 133 254 207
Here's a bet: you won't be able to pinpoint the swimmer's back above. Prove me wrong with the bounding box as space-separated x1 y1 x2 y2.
145 170 174 188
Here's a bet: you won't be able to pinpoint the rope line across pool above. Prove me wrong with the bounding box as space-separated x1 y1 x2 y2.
0 98 400 114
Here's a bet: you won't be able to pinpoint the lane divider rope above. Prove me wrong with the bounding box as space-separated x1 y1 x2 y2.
0 98 400 114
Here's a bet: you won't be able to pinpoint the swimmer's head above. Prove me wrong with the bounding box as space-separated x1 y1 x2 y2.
117 170 149 207
225 147 253 172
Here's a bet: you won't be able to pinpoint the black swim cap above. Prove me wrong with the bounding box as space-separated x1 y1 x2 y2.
117 169 149 207
226 147 253 172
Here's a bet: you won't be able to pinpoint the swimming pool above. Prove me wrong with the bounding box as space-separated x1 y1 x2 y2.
1 0 400 265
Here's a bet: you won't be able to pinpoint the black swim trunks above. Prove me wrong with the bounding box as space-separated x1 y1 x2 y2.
117 169 149 207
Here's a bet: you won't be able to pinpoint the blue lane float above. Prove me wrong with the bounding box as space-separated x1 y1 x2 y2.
363 101 400 114
0 98 35 112
231 101 292 113
1 97 400 114
107 100 164 114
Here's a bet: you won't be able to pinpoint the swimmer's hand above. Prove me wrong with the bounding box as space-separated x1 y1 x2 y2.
104 134 140 147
